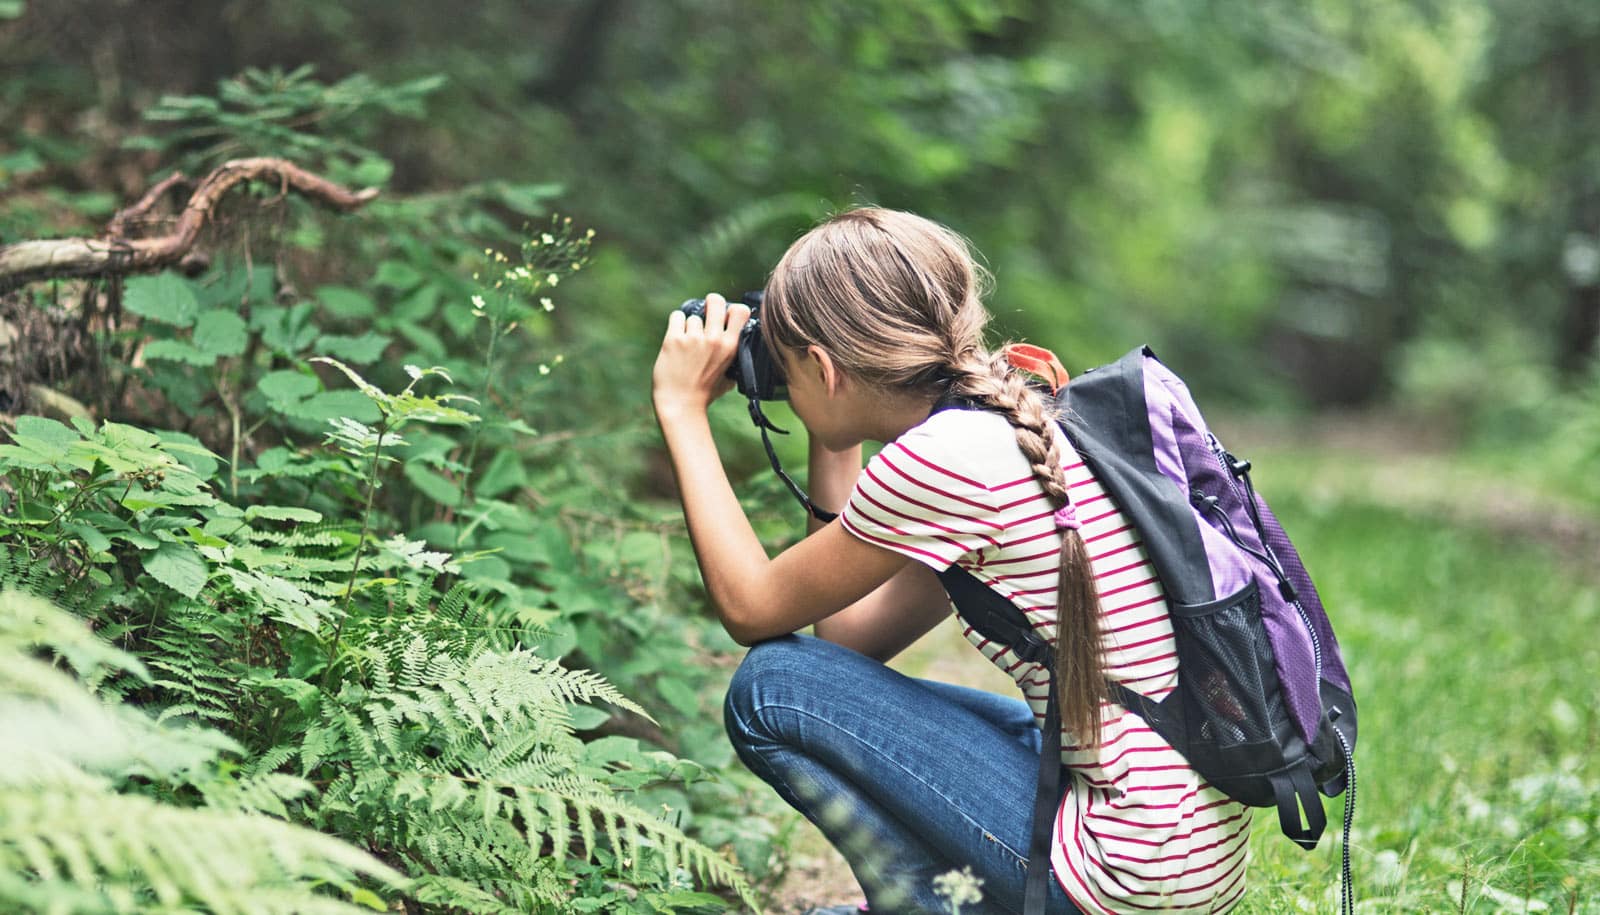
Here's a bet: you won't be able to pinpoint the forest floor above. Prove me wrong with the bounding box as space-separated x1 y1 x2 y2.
759 410 1600 915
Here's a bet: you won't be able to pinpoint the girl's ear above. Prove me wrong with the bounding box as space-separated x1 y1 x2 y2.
805 345 845 396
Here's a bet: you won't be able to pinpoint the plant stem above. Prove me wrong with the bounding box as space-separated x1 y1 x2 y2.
322 421 389 686
456 314 504 546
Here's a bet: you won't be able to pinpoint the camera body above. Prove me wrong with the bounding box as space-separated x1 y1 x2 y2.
678 291 785 401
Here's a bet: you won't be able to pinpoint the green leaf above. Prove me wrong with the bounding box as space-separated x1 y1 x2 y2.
0 148 44 176
394 320 446 358
258 369 319 406
568 704 611 730
0 2 26 22
287 390 383 425
585 736 644 767
475 450 527 499
655 677 700 717
124 274 200 327
404 463 462 507
459 553 510 584
65 521 112 554
0 415 81 470
154 429 221 479
144 339 214 366
143 539 208 598
316 286 375 320
193 309 249 357
317 332 391 364
245 505 324 523
373 260 422 290
257 302 319 354
348 157 393 187
620 531 662 568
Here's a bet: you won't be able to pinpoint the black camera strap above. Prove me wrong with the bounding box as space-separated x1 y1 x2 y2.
747 396 837 525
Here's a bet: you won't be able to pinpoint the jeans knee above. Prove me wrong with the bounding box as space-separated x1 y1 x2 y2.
723 634 815 747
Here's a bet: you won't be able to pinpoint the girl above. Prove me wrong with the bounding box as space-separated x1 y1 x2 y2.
651 208 1250 914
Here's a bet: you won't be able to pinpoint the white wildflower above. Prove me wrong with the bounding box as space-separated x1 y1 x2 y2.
932 867 984 910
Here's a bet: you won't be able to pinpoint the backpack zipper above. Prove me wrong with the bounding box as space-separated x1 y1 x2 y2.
1199 432 1324 686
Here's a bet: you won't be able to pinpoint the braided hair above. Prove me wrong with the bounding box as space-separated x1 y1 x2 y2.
762 207 1107 744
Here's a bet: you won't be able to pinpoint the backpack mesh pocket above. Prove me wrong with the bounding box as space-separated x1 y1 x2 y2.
1169 581 1288 751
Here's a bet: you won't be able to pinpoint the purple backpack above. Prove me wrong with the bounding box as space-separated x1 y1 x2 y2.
936 346 1358 915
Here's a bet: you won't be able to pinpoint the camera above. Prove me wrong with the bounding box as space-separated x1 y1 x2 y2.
678 291 785 401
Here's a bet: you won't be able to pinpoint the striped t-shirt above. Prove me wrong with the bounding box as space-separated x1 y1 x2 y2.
838 409 1250 914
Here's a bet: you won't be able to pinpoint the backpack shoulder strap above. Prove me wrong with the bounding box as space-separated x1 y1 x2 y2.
1058 346 1216 607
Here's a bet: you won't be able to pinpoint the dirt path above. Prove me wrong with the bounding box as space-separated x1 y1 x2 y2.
758 412 1600 914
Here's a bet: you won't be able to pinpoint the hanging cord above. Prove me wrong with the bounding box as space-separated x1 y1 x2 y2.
1336 728 1357 915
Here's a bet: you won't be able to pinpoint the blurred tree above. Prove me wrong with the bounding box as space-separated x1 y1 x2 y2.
2 0 1595 406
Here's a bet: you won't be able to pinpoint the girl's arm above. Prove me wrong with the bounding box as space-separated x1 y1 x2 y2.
805 437 951 661
652 295 944 653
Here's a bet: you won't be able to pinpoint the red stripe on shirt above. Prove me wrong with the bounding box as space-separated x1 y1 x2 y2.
864 463 1004 528
890 441 991 491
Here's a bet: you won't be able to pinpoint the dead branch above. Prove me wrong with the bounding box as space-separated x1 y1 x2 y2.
0 157 379 293
104 171 190 237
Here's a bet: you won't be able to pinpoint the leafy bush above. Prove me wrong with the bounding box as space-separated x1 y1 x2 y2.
0 355 755 911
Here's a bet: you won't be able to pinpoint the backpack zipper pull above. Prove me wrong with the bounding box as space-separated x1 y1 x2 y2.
1189 487 1298 602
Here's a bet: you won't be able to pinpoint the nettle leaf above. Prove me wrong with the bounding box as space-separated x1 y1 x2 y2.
317 332 391 364
316 285 376 320
256 302 320 354
124 273 200 327
655 677 700 717
259 369 320 408
154 429 221 479
193 309 250 357
143 539 208 598
476 450 527 499
404 463 462 507
143 339 215 366
373 260 422 290
568 704 611 730
0 415 83 470
287 390 383 425
65 520 112 554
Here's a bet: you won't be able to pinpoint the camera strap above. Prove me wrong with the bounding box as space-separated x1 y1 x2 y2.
747 396 838 524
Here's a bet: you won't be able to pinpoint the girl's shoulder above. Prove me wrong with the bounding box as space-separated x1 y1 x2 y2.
887 408 1035 494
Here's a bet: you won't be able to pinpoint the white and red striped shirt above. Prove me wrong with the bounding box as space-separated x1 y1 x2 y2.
839 409 1249 914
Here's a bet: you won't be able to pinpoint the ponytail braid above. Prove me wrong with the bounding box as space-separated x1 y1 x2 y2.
948 350 1108 746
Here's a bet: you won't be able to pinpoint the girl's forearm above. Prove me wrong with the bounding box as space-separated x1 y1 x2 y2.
655 405 771 640
806 438 863 535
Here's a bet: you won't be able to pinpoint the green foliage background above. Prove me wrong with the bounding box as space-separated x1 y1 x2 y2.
0 0 1597 911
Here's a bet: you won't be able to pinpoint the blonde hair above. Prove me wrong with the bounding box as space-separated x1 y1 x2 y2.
762 207 1107 744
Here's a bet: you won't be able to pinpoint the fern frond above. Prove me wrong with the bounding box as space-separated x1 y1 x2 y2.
0 786 405 915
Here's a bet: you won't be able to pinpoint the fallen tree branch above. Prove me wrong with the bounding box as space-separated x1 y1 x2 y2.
104 171 191 238
0 157 378 293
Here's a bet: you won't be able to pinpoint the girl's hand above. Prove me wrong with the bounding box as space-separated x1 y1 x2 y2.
652 293 752 419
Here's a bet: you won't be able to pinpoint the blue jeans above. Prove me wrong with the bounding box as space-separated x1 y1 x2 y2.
724 634 1083 915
